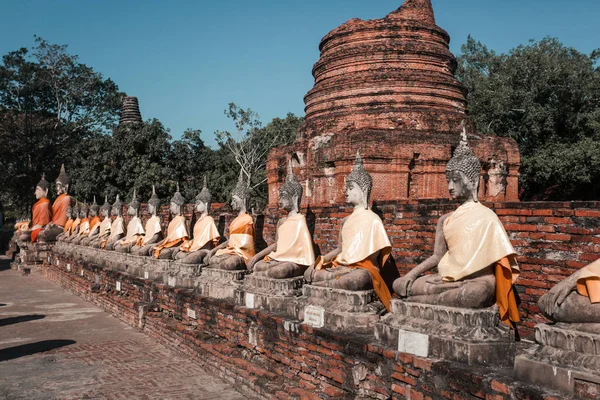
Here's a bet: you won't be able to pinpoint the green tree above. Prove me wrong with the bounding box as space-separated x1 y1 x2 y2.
457 36 600 200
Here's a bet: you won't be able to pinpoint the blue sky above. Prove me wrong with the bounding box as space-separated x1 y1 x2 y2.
1 0 598 148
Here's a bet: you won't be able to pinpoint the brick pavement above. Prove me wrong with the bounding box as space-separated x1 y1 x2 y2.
0 269 246 400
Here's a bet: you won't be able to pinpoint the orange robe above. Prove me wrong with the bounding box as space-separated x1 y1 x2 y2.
51 194 71 227
577 259 600 303
31 198 52 242
153 215 189 258
215 213 255 262
87 216 101 237
63 219 74 233
67 218 80 236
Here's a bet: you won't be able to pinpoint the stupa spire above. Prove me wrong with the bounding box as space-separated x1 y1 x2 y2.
119 96 142 125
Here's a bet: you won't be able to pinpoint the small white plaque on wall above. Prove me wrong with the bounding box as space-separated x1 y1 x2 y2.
56 260 60 266
167 276 176 287
398 329 429 358
66 263 71 272
80 269 84 277
116 281 122 292
245 293 255 309
187 308 197 319
303 305 325 328
47 256 51 263
144 271 149 279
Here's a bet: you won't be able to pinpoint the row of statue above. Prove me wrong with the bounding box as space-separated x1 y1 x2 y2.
16 129 600 326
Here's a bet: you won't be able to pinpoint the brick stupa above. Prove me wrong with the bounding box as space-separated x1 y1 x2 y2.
119 96 142 125
267 0 520 206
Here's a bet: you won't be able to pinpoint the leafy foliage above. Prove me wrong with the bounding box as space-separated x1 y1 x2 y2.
457 36 600 199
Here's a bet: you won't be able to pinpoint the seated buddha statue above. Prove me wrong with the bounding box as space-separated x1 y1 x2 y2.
39 164 72 242
248 162 314 279
173 177 220 264
18 174 52 243
115 190 145 253
56 206 74 241
131 186 164 256
101 195 125 250
393 126 520 325
205 171 255 270
70 203 91 245
59 203 81 241
81 197 101 246
304 152 393 311
152 185 189 259
91 196 112 248
539 259 600 325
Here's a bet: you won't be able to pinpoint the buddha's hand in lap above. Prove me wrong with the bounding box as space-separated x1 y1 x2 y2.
394 273 417 297
540 279 574 315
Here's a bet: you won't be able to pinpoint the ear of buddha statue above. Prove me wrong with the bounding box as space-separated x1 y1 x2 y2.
279 159 303 211
446 121 481 202
346 151 372 209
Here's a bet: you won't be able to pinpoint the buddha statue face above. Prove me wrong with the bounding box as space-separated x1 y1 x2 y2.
111 206 119 217
169 201 180 215
279 191 297 212
345 181 366 208
65 206 72 219
195 200 207 213
80 208 87 219
148 203 156 215
231 195 243 211
447 170 477 203
89 208 97 218
56 182 67 195
100 207 109 218
35 185 48 200
127 205 136 216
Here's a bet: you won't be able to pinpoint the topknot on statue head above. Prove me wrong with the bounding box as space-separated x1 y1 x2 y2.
148 185 160 208
346 151 373 207
100 195 111 213
171 183 185 207
446 122 481 198
36 173 49 191
279 159 303 206
129 189 141 210
90 196 99 215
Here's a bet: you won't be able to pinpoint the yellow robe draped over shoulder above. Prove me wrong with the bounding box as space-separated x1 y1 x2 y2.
87 216 101 237
329 208 392 311
78 218 90 236
97 217 111 238
63 219 74 233
153 215 188 258
438 201 520 325
119 217 145 246
136 216 163 246
577 258 600 303
215 213 255 262
101 217 125 249
180 215 219 253
68 218 80 236
51 194 71 227
266 214 315 266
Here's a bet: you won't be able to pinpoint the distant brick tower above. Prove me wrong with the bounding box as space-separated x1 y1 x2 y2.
119 96 143 126
267 0 520 206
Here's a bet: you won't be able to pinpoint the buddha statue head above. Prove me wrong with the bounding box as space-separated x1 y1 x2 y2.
111 195 123 217
100 195 110 218
195 176 212 214
279 160 302 213
89 196 99 218
148 185 160 216
80 203 89 219
127 189 140 217
72 203 80 219
35 173 49 200
170 184 185 216
231 169 251 212
65 205 73 220
446 122 481 203
55 164 70 195
346 151 372 209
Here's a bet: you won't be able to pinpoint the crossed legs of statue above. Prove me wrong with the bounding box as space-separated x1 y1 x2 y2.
156 248 176 260
310 266 372 291
539 291 600 324
407 272 495 309
115 242 135 253
207 254 246 270
253 260 307 279
175 249 209 264
131 245 152 256
38 225 63 242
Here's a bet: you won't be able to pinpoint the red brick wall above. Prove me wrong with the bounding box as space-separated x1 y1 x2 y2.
43 257 562 400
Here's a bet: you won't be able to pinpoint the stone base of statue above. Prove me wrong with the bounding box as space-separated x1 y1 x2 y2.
195 268 248 302
241 275 304 316
298 285 383 334
139 258 172 281
514 323 600 394
162 263 202 288
12 241 55 275
374 300 515 366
